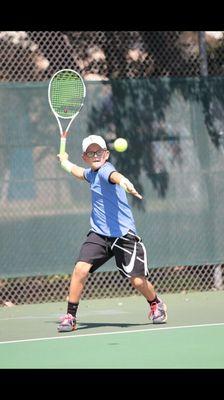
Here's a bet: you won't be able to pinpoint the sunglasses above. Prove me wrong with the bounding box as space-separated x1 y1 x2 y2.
85 149 106 158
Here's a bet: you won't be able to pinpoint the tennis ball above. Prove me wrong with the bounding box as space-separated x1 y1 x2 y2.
113 138 128 152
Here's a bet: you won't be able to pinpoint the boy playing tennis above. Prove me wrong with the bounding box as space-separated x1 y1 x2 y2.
57 134 167 332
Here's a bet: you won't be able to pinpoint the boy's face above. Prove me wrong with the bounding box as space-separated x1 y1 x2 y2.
82 144 110 170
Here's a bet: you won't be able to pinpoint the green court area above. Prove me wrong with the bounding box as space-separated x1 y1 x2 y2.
0 291 224 368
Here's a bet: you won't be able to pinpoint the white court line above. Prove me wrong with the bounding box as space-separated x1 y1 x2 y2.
0 322 224 345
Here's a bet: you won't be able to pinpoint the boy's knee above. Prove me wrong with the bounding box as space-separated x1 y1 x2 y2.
130 276 145 289
74 261 92 279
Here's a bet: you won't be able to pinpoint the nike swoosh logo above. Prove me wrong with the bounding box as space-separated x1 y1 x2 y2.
122 242 137 273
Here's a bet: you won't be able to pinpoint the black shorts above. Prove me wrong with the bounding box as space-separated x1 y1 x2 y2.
76 230 149 278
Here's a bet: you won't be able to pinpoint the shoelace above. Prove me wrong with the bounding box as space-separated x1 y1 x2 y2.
149 302 158 317
59 314 74 323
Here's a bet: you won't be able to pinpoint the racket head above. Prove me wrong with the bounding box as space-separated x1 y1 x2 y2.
48 69 86 119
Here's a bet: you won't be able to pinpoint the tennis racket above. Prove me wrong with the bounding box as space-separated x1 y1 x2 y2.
48 69 86 155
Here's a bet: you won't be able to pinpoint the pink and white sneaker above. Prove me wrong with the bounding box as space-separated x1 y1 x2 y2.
57 313 76 332
149 299 168 324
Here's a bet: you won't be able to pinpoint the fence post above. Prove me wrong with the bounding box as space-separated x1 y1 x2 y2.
198 31 208 76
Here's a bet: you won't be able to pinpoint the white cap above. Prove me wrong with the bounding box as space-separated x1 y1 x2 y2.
82 135 107 152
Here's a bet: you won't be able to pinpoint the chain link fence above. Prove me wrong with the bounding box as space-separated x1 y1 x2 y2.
1 31 224 306
1 264 223 305
1 31 224 82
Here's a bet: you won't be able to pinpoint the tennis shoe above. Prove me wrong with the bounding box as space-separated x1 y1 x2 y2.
149 299 167 324
57 313 76 332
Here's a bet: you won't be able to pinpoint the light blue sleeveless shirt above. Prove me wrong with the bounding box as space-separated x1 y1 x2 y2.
84 162 136 237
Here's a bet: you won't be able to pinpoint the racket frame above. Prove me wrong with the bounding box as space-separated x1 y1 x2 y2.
48 68 86 154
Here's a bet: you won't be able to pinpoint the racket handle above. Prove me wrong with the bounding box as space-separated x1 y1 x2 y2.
60 137 66 155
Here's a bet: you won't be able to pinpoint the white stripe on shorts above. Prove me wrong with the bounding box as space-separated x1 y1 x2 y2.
113 244 132 255
139 241 149 276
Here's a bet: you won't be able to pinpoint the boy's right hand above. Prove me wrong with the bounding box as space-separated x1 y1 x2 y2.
57 152 69 163
57 152 74 174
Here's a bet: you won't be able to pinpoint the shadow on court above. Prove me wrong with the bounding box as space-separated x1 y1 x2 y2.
47 320 151 330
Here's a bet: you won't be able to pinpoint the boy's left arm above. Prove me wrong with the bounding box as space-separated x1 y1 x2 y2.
109 171 143 200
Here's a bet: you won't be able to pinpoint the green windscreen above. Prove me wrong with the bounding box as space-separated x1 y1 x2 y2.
49 70 85 118
1 77 224 278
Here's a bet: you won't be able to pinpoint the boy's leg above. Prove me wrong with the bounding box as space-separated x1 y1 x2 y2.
113 231 167 324
58 261 92 332
68 261 92 303
129 275 156 301
58 231 113 332
130 275 167 324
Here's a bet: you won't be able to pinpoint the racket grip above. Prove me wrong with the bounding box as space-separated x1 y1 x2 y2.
60 137 66 155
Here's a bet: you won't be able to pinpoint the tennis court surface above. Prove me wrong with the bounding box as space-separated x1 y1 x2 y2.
0 290 224 368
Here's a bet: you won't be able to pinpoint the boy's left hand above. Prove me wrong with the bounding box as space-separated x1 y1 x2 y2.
127 185 143 200
123 179 143 200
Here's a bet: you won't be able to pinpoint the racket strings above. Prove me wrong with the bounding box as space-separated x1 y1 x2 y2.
50 71 85 117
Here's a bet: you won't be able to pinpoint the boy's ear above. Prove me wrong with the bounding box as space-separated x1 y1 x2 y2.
105 150 110 160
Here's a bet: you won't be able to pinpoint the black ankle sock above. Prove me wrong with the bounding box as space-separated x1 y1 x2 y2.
147 295 160 305
67 301 79 318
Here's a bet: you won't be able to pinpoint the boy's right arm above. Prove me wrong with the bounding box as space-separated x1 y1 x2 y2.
57 152 85 181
